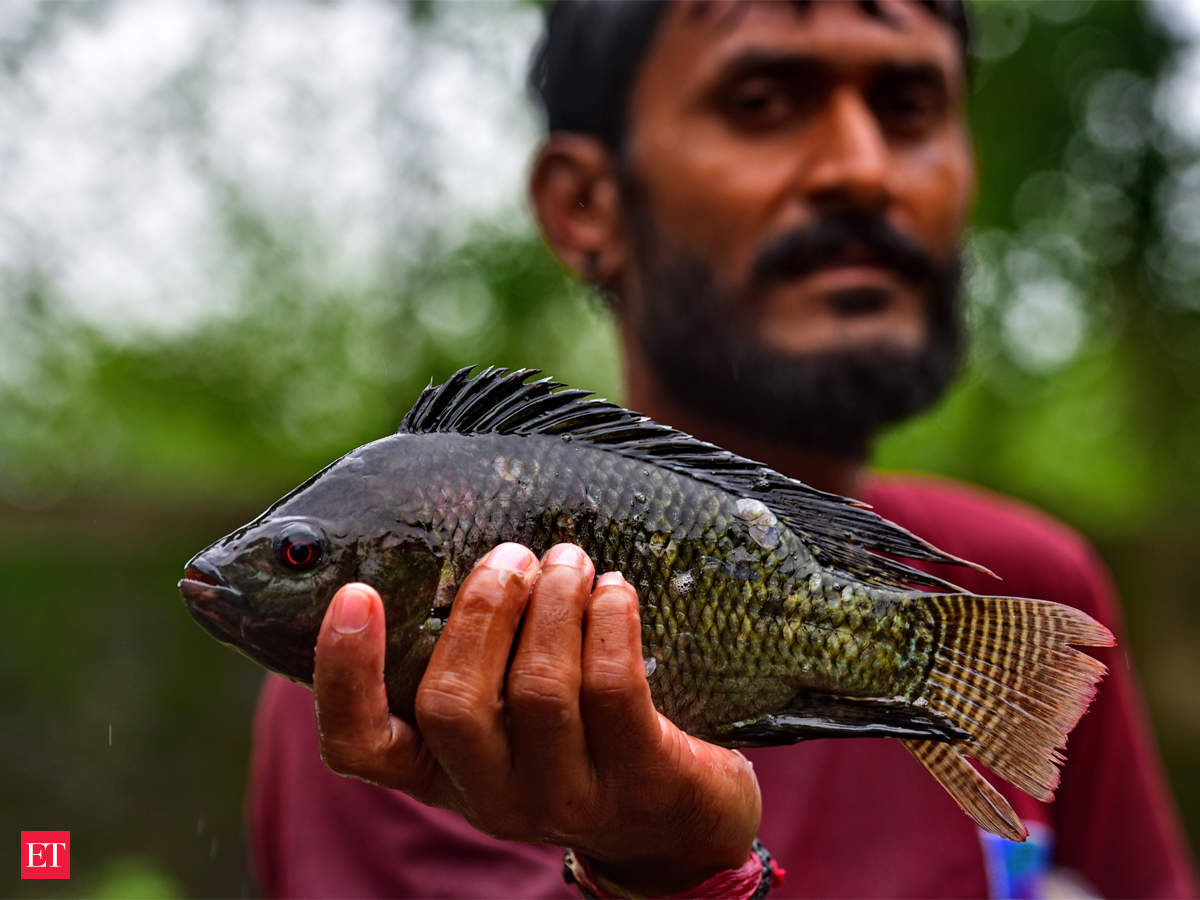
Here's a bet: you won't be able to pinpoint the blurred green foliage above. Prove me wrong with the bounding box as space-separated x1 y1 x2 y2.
2 1 1198 896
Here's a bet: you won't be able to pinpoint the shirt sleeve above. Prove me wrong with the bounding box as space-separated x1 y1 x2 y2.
247 675 571 899
1045 540 1198 898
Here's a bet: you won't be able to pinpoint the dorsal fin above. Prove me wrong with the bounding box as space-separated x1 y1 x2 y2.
399 366 993 590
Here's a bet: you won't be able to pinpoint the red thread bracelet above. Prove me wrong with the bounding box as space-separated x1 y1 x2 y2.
563 840 784 899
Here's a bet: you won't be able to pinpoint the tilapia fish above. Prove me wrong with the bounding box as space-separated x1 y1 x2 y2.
179 366 1113 841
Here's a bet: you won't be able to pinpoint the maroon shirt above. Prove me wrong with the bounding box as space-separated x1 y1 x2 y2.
248 475 1197 898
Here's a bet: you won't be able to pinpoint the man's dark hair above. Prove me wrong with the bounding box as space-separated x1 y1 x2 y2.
529 0 971 149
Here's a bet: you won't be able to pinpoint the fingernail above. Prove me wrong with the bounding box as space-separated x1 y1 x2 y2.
333 586 372 634
595 571 626 588
485 542 535 574
544 543 587 569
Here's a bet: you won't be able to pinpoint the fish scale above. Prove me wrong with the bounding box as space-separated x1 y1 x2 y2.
395 432 939 738
179 366 1113 842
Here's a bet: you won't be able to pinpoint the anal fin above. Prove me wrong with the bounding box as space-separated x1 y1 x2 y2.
903 739 1028 843
716 695 968 747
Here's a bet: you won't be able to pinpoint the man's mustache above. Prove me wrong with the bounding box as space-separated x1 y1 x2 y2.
749 213 943 292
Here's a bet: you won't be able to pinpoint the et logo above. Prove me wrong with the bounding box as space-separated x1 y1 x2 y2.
20 831 70 880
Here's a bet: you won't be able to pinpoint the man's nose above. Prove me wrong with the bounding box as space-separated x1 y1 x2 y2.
801 89 892 213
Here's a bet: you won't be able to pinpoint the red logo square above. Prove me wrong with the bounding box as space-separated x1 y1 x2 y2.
20 831 70 879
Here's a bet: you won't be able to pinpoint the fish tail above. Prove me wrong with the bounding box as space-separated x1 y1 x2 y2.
901 739 1027 841
904 594 1114 842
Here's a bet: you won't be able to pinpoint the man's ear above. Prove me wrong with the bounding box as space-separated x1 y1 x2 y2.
529 134 627 289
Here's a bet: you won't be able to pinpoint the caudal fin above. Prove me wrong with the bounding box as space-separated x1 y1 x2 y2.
906 594 1113 841
902 738 1027 842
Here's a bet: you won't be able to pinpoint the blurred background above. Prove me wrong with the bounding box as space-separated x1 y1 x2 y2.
2 0 1198 895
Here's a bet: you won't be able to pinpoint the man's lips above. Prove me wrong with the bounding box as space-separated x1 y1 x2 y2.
778 263 909 296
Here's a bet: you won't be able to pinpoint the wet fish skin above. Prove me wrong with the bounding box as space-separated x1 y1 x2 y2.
185 429 924 736
455 433 937 736
180 366 1112 842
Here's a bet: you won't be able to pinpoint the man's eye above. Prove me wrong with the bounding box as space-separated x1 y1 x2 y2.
875 85 942 135
725 80 793 129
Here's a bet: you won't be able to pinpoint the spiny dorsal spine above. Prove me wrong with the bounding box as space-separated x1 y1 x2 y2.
399 366 993 591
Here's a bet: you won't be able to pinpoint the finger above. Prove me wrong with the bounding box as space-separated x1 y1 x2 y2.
415 543 538 803
578 577 762 873
579 573 664 772
506 544 595 815
314 584 447 801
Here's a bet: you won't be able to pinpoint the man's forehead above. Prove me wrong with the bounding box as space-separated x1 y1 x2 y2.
648 0 962 85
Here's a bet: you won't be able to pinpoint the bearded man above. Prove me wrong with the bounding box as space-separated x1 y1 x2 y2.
248 2 1197 896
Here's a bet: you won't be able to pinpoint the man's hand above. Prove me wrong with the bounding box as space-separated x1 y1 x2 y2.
313 541 762 895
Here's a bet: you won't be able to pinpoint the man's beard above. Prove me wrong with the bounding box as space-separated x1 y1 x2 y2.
628 209 965 461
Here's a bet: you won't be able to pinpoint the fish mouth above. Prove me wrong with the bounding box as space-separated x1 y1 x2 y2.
179 560 247 645
180 556 227 590
177 558 317 685
178 575 244 608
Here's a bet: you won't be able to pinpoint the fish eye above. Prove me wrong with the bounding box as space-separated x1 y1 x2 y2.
275 523 325 571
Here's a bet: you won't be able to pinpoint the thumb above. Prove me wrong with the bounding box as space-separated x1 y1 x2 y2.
314 584 443 800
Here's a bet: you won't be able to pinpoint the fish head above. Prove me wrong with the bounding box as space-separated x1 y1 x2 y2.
179 513 359 683
178 438 444 684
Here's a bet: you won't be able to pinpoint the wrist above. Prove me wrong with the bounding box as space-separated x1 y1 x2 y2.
586 853 742 898
565 841 783 899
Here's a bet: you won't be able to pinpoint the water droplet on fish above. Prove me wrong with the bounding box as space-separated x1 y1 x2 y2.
633 491 647 504
735 498 780 550
670 571 695 596
737 498 766 517
643 657 658 678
